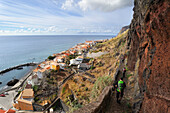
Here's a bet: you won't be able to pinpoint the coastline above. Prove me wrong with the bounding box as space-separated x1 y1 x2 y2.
0 65 37 94
0 39 99 93
0 38 108 111
0 63 37 75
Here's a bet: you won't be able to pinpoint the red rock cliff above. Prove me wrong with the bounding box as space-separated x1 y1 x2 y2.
127 0 170 112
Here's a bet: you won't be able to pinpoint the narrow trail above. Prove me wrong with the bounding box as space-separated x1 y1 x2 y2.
105 55 132 113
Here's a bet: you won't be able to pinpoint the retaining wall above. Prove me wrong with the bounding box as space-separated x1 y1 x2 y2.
74 86 113 113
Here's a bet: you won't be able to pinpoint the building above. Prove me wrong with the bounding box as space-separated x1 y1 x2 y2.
31 74 38 86
0 109 16 113
78 63 91 71
58 63 67 70
85 41 94 45
13 89 34 111
54 56 64 63
51 62 60 71
37 68 46 79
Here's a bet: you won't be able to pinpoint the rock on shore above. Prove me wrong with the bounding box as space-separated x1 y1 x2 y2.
7 79 19 86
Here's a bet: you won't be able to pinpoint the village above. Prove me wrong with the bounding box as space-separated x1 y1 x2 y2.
0 39 107 113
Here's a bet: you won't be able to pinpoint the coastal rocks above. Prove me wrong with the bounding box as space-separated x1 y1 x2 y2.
0 82 2 85
127 0 170 112
7 79 19 86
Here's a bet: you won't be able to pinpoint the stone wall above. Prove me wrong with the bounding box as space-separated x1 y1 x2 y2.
127 0 170 112
74 86 112 113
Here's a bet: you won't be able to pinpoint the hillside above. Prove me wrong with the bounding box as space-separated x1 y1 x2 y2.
73 0 170 113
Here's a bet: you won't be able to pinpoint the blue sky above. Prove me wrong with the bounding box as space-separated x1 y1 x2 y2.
0 0 134 35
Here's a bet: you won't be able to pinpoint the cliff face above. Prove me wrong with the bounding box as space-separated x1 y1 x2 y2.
127 0 170 112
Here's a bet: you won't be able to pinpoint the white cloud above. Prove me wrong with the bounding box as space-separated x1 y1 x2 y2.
0 0 133 35
61 0 74 10
78 0 133 12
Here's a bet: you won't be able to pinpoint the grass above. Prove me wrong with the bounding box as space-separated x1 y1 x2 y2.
62 87 66 94
90 66 95 70
91 75 113 99
127 74 132 78
126 102 132 109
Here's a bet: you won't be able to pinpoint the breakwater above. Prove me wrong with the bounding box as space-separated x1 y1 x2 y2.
0 63 37 75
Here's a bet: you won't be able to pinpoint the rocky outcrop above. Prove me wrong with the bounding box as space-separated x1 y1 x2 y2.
127 0 170 112
7 79 19 86
118 25 129 35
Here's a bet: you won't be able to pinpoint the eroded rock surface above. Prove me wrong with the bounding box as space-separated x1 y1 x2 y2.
127 0 170 112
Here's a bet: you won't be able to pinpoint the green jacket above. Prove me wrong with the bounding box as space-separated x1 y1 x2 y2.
117 80 124 92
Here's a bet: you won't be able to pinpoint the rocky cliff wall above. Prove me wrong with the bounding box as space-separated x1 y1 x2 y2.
127 0 170 112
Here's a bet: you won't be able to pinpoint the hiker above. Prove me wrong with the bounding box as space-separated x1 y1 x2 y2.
122 67 126 78
115 77 126 103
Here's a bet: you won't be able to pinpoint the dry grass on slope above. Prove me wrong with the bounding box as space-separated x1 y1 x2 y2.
60 30 129 112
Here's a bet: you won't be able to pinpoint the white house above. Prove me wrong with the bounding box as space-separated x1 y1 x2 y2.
78 63 91 71
59 63 67 70
31 74 38 86
69 57 83 66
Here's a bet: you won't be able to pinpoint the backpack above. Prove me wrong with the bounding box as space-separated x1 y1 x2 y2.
117 80 124 92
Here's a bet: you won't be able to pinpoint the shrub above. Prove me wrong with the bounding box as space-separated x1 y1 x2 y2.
81 84 85 87
34 97 40 102
67 101 70 105
127 74 132 78
33 85 38 92
85 87 88 91
90 66 95 70
48 55 55 60
91 75 113 99
77 89 80 92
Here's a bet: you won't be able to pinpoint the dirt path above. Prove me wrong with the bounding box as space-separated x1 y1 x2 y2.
105 55 132 113
105 92 132 113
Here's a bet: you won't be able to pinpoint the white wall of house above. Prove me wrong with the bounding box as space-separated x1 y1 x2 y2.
70 59 82 66
37 71 43 79
31 77 38 86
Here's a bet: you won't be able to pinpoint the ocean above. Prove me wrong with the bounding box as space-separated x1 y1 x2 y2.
0 35 113 91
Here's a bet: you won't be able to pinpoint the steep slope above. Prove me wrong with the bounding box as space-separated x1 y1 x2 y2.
127 0 170 112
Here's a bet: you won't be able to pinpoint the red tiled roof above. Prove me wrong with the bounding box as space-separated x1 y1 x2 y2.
25 84 32 89
6 109 16 113
0 109 6 113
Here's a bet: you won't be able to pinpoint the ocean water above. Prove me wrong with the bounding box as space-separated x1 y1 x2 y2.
0 35 113 90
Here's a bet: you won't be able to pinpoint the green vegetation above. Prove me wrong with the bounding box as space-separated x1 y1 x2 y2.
126 102 131 109
48 55 55 60
17 91 21 96
125 66 129 71
127 74 133 78
33 85 38 92
34 97 40 102
69 54 78 59
69 99 83 113
81 84 85 87
90 66 95 70
62 87 66 94
91 75 113 99
51 69 58 72
95 43 105 48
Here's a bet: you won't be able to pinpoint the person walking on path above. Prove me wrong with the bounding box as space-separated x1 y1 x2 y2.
115 77 126 104
122 67 126 78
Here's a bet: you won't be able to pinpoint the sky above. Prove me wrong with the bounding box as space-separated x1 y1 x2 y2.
0 0 134 35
